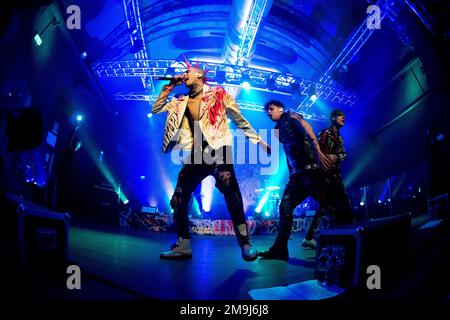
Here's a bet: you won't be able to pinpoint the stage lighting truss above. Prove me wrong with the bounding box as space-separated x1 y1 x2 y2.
235 0 271 67
122 0 154 94
297 0 391 111
93 59 357 107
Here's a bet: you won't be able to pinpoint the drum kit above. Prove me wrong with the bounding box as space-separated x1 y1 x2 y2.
254 185 281 218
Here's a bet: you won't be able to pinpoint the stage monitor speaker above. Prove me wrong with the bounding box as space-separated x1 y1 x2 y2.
7 194 70 272
315 213 411 289
91 184 119 223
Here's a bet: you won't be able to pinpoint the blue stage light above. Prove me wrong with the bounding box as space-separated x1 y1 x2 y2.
34 33 42 46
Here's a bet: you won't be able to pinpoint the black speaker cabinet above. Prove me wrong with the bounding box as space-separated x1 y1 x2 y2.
315 213 411 289
7 194 70 272
91 184 119 223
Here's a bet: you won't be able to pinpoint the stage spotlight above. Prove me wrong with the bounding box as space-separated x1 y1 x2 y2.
242 81 251 89
34 33 43 46
76 114 83 121
360 201 365 206
129 28 138 36
75 141 82 152
81 51 88 59
241 73 251 89
147 112 153 118
308 86 317 101
128 27 143 53
33 17 62 47
140 176 146 180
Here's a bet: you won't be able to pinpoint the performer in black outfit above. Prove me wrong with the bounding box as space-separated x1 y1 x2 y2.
259 100 332 261
302 109 354 248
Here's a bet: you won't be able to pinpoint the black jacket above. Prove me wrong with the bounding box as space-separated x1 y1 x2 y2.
275 111 316 174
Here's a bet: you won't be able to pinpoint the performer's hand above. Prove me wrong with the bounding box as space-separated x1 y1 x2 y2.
259 141 271 155
316 149 333 171
162 84 174 92
328 154 338 164
169 74 186 86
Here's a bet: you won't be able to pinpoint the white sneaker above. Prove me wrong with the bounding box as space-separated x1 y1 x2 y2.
301 238 317 249
160 237 192 260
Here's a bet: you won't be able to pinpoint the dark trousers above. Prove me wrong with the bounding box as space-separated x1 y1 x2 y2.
277 170 324 240
170 146 246 239
305 171 353 240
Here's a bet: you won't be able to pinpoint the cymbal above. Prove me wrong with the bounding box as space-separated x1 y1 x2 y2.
265 186 280 191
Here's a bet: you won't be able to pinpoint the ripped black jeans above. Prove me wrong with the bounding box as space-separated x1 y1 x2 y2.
170 146 246 239
277 170 325 240
304 171 354 240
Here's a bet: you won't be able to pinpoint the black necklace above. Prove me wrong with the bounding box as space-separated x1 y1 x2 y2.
188 88 203 98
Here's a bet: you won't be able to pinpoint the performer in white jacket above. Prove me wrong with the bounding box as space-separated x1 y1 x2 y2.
153 62 271 261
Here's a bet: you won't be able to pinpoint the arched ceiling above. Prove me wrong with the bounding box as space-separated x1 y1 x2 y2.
80 0 367 79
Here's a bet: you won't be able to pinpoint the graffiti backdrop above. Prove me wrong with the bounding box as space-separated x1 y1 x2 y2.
123 213 312 235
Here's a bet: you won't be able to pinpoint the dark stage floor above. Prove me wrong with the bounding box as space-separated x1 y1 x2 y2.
68 218 317 300
19 214 450 302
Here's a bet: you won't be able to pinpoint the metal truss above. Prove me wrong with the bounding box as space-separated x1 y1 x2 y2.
93 59 357 106
113 92 328 122
122 0 155 94
298 0 390 110
236 0 271 66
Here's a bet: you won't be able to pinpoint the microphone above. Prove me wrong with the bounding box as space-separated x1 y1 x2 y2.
157 76 186 81
156 76 186 86
156 77 176 81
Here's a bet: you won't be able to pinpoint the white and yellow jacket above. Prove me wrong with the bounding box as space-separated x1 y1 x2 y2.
152 84 262 153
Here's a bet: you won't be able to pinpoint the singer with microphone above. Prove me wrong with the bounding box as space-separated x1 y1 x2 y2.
152 60 271 262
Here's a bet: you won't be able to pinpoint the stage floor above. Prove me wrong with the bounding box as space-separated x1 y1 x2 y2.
68 218 317 300
19 214 449 301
